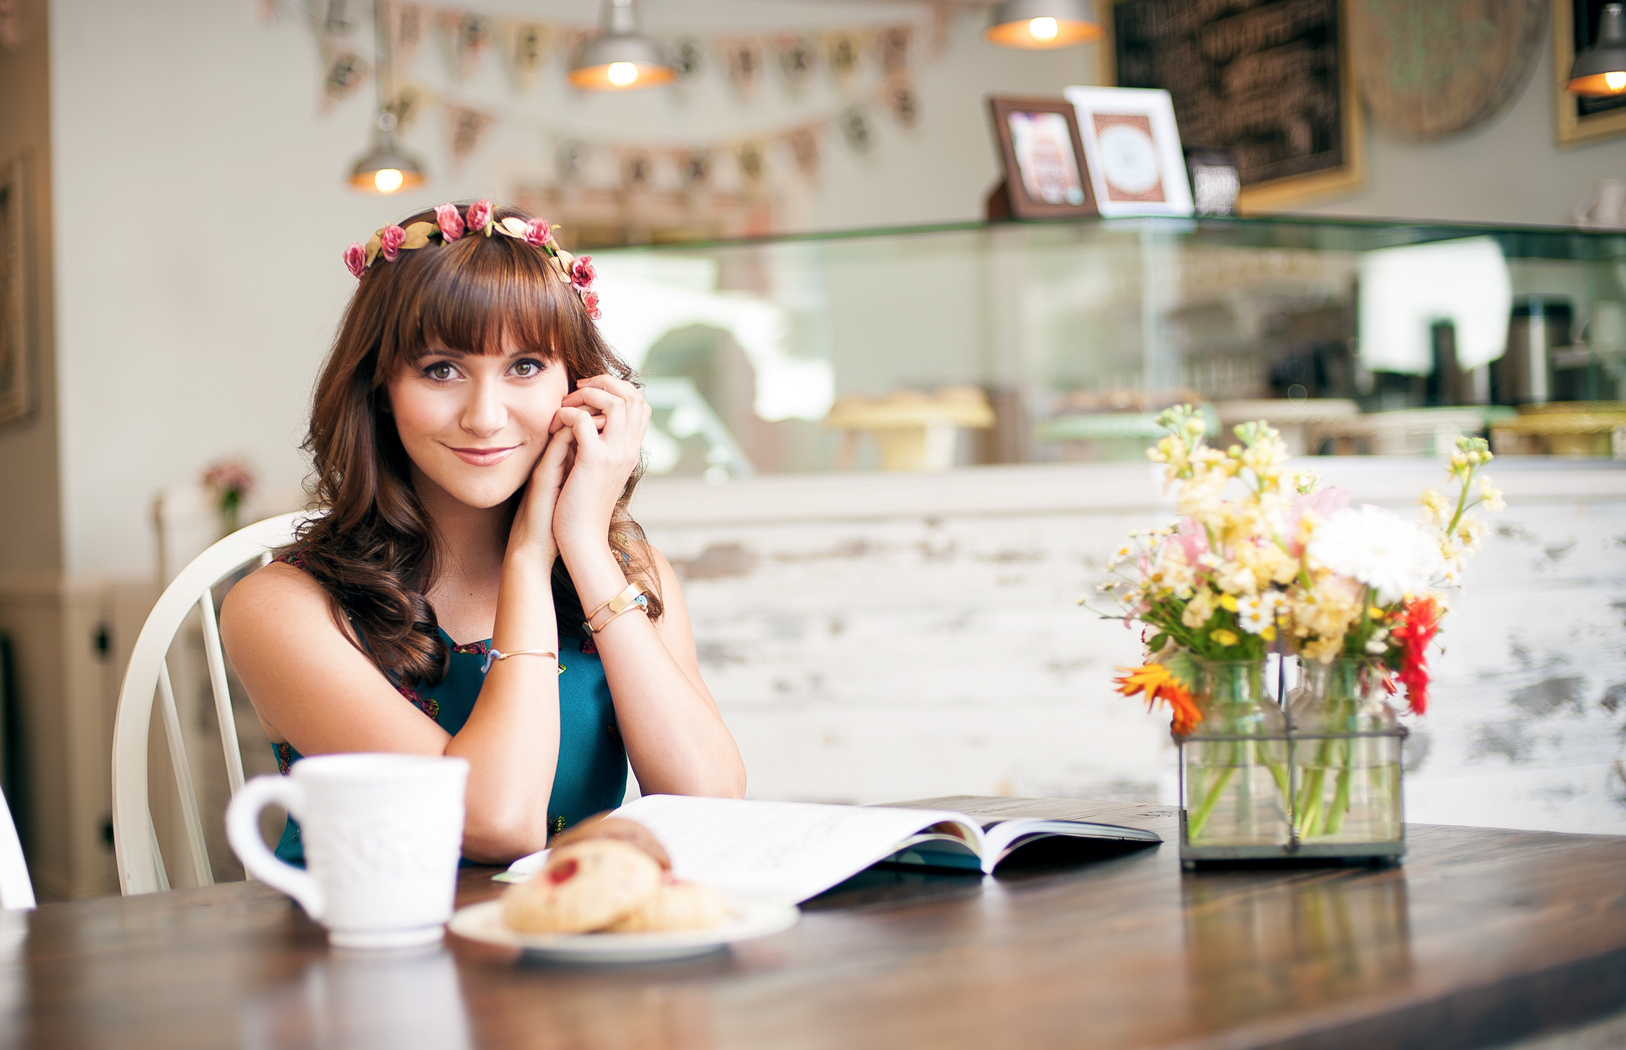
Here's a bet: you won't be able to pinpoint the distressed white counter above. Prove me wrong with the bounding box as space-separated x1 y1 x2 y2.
630 459 1626 836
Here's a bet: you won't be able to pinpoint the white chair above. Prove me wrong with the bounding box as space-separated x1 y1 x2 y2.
112 511 312 895
0 783 33 909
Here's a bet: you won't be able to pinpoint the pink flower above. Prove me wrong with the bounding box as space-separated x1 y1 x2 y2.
343 242 366 277
380 224 406 261
570 255 595 289
435 203 464 241
525 218 551 246
466 199 493 234
1171 518 1209 564
1286 487 1351 555
581 290 601 320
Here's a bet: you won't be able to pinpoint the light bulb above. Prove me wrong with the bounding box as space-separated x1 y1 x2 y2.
1606 70 1626 91
607 62 639 87
1029 17 1059 42
373 168 405 193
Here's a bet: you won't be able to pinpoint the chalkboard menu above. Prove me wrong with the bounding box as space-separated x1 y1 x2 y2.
1110 0 1360 206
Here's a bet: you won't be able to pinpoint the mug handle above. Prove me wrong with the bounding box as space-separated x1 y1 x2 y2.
225 774 325 921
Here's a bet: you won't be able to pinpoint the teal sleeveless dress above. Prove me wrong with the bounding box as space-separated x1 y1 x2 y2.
270 628 628 865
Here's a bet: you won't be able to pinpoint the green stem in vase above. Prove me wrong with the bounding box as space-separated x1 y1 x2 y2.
1187 761 1236 840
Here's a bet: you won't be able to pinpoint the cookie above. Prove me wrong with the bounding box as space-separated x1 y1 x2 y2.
605 878 731 933
547 815 671 870
501 839 662 935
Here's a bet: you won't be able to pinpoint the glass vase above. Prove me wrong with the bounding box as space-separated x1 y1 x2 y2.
1179 659 1291 849
1287 658 1404 845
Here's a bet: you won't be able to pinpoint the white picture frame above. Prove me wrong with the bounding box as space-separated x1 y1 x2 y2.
1063 86 1192 218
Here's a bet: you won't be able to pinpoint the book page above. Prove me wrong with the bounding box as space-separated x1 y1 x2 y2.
612 795 984 905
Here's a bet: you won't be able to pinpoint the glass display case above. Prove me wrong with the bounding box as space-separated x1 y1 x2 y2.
589 215 1626 476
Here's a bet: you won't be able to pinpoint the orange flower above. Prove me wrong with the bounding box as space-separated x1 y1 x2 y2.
1114 663 1203 735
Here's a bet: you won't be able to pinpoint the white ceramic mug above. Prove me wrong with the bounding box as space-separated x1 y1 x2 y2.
227 753 469 949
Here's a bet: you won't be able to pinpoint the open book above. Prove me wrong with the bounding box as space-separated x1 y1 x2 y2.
501 795 1161 906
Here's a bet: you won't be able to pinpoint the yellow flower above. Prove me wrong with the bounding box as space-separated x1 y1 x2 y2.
1182 588 1217 629
1218 593 1239 612
1210 628 1239 647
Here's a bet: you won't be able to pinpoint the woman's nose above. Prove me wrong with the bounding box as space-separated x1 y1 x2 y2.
461 375 507 436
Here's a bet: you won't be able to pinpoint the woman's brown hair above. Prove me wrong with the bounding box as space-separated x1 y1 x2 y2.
288 203 662 687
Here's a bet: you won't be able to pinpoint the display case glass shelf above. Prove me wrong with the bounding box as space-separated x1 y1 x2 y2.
590 215 1626 476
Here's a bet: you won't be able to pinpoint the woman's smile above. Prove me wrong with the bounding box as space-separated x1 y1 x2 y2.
448 444 522 466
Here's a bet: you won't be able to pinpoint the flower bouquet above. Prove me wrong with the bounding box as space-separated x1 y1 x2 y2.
1096 406 1501 863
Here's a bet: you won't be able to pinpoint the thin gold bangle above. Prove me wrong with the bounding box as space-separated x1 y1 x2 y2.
583 581 646 635
587 598 648 634
480 648 565 675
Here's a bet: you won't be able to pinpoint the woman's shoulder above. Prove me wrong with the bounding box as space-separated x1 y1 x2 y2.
220 558 340 640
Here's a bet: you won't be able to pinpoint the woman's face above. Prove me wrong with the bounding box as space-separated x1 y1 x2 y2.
386 335 570 510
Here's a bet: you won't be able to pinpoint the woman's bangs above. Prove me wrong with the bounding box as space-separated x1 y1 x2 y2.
410 240 562 362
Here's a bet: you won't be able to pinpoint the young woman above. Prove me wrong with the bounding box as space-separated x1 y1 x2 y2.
221 201 745 865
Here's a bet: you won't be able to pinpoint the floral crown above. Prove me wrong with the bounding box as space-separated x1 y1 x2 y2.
342 199 599 320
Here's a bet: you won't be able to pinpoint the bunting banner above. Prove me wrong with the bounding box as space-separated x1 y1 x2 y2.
277 0 956 194
446 103 494 163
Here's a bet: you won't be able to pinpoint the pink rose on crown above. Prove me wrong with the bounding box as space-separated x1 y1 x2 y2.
380 224 407 261
525 218 551 246
435 203 464 241
570 255 595 289
581 291 601 320
466 199 494 234
343 242 366 277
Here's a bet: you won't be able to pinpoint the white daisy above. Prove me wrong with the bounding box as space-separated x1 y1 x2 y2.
1307 504 1443 604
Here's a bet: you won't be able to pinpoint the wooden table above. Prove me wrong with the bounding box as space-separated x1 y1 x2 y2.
5 799 1626 1050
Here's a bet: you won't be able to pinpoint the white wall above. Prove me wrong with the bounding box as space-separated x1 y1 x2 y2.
46 0 1091 579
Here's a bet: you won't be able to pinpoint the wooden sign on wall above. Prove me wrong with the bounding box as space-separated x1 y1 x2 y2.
1350 0 1545 140
1105 0 1363 211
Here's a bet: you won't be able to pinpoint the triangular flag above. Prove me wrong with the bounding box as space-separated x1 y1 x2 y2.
440 11 492 80
787 124 821 180
884 77 919 128
504 22 550 90
877 24 911 76
776 35 818 90
445 103 494 164
677 150 712 189
825 31 860 83
321 47 370 107
620 150 654 192
839 107 875 153
722 37 764 98
381 1 424 69
670 37 705 80
555 140 589 185
737 141 766 185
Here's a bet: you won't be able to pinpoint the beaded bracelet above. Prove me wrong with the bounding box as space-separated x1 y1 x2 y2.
479 648 565 675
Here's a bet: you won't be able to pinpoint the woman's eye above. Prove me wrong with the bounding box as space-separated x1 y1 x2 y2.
512 359 546 378
424 362 458 381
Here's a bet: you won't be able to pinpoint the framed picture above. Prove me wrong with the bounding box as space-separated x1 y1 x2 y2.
1063 86 1192 217
1102 0 1362 212
986 97 1097 219
1554 0 1626 146
0 156 31 429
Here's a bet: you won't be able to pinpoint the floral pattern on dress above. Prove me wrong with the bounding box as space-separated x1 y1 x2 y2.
579 636 598 655
396 679 440 721
275 742 295 775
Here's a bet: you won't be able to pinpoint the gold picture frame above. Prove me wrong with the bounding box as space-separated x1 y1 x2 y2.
0 155 32 429
1553 0 1626 146
1099 0 1364 212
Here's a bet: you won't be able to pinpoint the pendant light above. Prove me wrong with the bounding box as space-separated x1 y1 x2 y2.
347 0 425 193
984 0 1102 49
568 0 675 91
1568 3 1626 96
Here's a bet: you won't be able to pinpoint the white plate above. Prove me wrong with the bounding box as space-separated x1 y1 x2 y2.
447 896 800 962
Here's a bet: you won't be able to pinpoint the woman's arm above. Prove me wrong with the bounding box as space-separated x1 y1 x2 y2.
221 432 576 864
552 376 747 799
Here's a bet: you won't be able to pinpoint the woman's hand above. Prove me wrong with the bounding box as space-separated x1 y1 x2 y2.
506 423 575 568
550 375 651 562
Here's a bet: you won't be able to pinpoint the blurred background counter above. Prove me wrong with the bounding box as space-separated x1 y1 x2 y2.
587 214 1626 476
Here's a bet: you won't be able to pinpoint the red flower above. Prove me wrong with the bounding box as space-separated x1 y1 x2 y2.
380 224 406 261
525 218 552 246
466 199 494 234
434 203 464 241
343 242 366 277
1391 595 1442 715
581 290 601 320
570 254 595 289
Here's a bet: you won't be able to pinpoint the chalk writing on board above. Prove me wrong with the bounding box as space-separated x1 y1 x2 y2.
1113 0 1346 188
